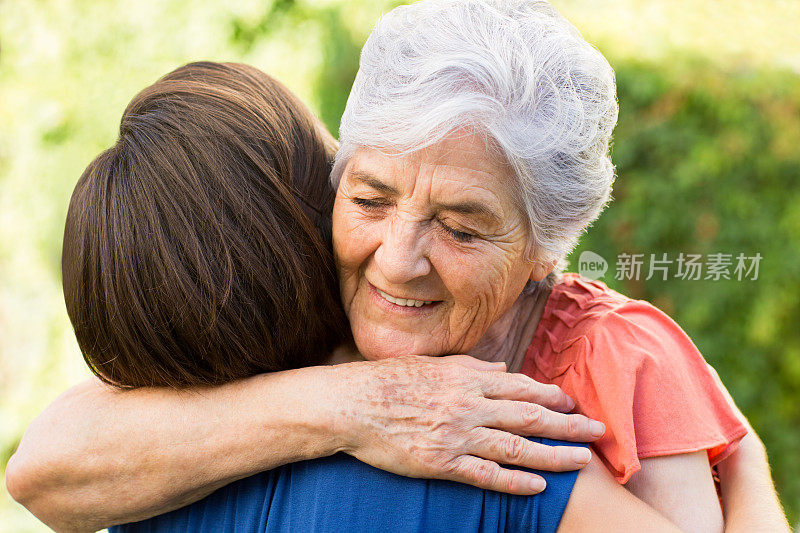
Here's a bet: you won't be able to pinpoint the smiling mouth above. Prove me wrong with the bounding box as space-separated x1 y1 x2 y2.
375 287 434 308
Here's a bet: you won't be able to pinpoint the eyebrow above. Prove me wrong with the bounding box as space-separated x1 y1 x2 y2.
348 169 502 224
348 170 399 195
432 200 501 224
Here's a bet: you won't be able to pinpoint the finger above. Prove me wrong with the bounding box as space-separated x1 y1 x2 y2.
475 398 605 442
478 371 575 413
438 354 507 372
469 427 593 472
445 455 547 495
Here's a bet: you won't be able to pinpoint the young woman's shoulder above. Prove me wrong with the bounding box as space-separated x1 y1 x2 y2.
523 273 747 483
557 454 682 532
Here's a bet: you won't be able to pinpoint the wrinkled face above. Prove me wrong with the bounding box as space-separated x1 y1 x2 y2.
332 131 541 360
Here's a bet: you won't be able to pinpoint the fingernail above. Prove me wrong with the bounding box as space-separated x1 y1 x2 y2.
572 447 591 464
530 477 546 492
589 421 605 437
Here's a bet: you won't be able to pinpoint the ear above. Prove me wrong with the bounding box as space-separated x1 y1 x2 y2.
530 259 557 282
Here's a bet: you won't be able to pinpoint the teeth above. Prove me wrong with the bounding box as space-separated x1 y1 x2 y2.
377 288 432 307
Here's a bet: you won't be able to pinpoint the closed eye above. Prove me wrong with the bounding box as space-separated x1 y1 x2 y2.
354 197 475 242
438 220 474 243
352 197 391 210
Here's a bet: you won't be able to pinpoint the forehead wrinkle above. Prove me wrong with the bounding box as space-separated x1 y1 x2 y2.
347 169 399 195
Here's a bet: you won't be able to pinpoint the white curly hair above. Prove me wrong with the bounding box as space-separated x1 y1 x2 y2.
332 0 618 276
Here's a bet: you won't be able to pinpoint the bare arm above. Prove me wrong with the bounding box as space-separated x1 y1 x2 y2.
5 355 604 532
703 364 790 532
717 430 790 532
558 454 682 533
626 452 723 533
6 368 338 532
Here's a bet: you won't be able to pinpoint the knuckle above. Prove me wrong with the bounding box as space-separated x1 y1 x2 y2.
441 393 474 420
565 413 579 437
421 394 440 410
504 436 525 462
439 463 459 480
547 445 562 470
521 404 543 428
438 362 471 385
512 373 533 390
455 391 477 409
471 462 497 487
430 452 457 474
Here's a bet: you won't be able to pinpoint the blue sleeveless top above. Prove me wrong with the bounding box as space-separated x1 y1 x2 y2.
111 438 581 533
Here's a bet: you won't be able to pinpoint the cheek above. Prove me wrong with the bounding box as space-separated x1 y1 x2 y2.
333 205 381 272
433 243 529 310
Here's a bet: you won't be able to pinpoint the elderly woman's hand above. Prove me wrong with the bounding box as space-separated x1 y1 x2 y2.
324 355 604 494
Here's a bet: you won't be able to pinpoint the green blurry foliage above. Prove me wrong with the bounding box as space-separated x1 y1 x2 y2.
231 0 364 132
228 0 404 135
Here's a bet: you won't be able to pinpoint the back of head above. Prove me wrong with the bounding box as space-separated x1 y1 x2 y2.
63 61 349 388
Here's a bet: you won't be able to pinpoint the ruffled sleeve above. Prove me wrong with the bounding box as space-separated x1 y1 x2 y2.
522 275 747 483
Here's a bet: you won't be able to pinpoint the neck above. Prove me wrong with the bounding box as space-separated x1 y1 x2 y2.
325 340 365 365
467 287 551 373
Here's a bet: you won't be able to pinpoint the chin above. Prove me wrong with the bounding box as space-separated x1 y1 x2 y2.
354 336 411 361
359 351 405 361
352 327 441 361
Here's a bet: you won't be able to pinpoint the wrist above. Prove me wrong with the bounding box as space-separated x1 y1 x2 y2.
263 365 352 460
312 362 360 455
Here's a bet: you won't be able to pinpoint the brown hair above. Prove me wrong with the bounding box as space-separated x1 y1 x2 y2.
62 61 350 388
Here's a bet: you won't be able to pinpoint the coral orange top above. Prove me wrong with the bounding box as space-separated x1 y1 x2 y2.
521 273 747 484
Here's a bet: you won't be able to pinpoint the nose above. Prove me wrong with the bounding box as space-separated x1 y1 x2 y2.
374 214 431 284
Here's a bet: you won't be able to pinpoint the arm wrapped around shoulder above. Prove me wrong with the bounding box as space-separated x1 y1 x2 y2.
531 297 748 483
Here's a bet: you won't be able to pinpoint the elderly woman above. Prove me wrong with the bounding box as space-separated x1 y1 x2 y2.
7 1 788 532
327 2 747 530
